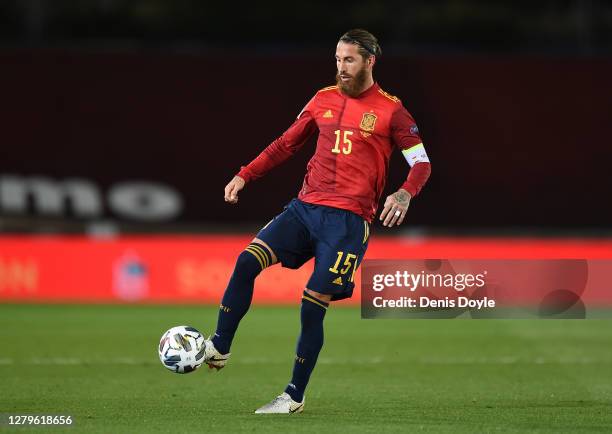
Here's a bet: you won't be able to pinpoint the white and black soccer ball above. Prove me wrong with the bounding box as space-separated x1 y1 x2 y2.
158 325 206 374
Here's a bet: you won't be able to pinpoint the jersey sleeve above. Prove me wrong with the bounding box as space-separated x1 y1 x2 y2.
297 95 317 120
390 105 427 158
390 105 431 197
237 99 318 183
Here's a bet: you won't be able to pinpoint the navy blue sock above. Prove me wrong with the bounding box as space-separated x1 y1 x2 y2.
285 291 329 402
211 243 272 354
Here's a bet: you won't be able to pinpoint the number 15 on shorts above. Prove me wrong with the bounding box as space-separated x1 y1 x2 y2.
329 251 359 282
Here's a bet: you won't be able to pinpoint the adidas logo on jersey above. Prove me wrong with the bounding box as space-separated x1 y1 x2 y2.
323 110 333 118
333 276 343 285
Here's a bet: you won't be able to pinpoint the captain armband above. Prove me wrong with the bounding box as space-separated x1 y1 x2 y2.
401 143 430 167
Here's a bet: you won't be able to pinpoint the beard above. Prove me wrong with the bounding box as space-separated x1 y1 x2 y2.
336 66 369 97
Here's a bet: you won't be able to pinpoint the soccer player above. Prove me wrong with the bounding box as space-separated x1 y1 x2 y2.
202 29 431 414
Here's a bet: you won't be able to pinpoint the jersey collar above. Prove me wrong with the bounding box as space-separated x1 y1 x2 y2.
353 82 380 99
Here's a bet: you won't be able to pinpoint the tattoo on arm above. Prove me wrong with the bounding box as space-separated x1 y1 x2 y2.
393 191 410 205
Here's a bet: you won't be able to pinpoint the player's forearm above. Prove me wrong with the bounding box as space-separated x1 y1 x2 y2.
400 162 431 197
237 137 295 183
236 112 316 183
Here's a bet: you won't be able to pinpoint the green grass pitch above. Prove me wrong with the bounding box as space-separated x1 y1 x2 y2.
1 304 611 433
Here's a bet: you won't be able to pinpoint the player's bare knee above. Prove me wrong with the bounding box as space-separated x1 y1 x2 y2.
252 238 278 264
305 288 332 302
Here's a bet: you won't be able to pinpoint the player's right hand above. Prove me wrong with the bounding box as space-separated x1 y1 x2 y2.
224 176 245 204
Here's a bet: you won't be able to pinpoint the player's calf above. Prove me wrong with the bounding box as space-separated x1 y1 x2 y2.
284 290 329 402
210 242 276 358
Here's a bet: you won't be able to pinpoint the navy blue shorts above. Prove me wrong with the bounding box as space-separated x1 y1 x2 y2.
256 198 370 301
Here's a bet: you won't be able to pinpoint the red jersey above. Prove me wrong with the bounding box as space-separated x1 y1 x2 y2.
238 83 431 222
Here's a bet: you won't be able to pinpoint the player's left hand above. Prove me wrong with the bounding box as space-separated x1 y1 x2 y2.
379 189 411 227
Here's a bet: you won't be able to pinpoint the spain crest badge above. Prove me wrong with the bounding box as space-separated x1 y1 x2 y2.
360 112 377 132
